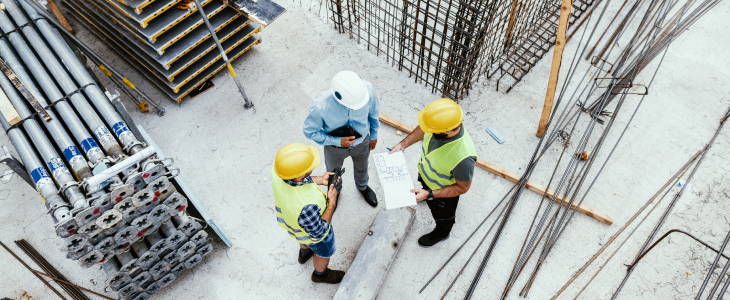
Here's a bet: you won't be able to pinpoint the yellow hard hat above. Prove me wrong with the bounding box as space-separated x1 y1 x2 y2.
274 143 321 180
418 98 463 133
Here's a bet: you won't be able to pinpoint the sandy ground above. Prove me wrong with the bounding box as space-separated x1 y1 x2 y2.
0 0 729 299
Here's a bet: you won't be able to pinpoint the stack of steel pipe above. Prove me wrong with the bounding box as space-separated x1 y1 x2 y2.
60 0 261 102
0 1 212 298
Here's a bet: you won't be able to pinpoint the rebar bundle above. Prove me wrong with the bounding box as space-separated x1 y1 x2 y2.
0 2 213 299
327 0 593 99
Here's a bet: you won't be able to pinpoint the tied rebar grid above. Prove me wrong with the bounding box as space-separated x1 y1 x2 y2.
327 0 593 99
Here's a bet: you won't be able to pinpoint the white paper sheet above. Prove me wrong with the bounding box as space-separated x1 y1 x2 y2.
373 151 417 209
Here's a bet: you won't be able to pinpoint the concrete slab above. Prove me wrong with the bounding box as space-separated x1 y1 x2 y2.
333 206 415 300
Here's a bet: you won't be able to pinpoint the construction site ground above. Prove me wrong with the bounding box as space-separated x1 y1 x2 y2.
1 0 729 299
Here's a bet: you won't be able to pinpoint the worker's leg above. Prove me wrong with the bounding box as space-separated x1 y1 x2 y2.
298 244 313 264
323 145 348 192
417 176 459 246
349 135 370 191
350 135 377 206
313 255 330 272
307 230 345 283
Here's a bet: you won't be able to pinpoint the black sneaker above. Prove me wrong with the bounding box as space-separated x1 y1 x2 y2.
359 186 378 207
418 232 450 247
311 268 346 284
298 248 313 264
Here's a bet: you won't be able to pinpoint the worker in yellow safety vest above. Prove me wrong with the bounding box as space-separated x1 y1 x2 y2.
271 143 346 283
389 98 477 247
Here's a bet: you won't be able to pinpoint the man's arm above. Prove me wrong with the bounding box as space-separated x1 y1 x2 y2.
388 125 425 153
412 180 472 201
367 84 380 141
303 105 341 146
298 204 332 240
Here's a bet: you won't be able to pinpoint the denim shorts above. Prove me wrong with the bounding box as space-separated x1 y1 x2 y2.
305 229 336 258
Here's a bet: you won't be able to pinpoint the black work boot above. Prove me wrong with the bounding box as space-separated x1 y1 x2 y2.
311 268 346 284
298 248 314 264
418 231 450 247
359 186 378 207
418 219 454 247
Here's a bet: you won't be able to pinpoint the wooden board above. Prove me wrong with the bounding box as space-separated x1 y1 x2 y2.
333 207 415 300
0 88 21 125
536 0 573 137
225 0 285 27
378 113 613 225
48 0 74 33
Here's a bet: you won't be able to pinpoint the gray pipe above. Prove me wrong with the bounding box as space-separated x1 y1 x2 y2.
19 0 145 154
2 0 125 160
0 26 92 181
0 95 71 224
0 52 88 215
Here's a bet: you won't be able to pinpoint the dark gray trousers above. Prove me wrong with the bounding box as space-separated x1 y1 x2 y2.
323 135 370 191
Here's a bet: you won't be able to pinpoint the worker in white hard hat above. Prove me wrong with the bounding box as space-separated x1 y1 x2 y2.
271 143 346 283
303 71 380 207
389 98 477 247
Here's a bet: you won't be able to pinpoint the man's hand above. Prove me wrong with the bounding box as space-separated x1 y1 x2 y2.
388 143 405 154
411 188 430 202
341 136 356 147
327 184 339 204
369 139 377 150
315 172 335 185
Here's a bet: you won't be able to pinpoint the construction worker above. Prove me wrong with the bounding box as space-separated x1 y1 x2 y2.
303 71 380 207
271 143 346 283
388 98 477 247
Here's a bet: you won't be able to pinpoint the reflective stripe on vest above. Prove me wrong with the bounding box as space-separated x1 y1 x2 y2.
271 167 330 244
417 129 477 190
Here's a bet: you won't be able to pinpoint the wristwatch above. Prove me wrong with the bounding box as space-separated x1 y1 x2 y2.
427 190 434 201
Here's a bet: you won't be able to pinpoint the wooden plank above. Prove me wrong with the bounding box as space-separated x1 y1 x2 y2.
0 88 21 125
333 207 416 300
226 0 285 27
378 113 613 225
48 0 75 33
536 0 573 137
476 159 612 225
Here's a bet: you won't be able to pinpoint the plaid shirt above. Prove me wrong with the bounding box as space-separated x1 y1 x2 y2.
284 178 331 240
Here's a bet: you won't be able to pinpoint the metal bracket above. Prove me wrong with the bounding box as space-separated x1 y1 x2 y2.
590 56 613 73
0 145 34 188
594 77 649 95
136 125 232 247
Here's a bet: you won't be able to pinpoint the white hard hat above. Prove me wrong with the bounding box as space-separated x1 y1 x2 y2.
331 71 369 110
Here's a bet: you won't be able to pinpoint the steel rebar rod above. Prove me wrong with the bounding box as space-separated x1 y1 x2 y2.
15 240 88 300
696 230 730 299
550 150 701 299
0 241 68 300
612 102 730 299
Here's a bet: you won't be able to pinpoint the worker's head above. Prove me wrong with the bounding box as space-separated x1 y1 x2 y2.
274 143 321 180
331 71 369 110
418 98 463 139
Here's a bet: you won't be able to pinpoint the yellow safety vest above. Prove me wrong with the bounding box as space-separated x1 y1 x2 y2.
271 168 330 244
418 130 477 190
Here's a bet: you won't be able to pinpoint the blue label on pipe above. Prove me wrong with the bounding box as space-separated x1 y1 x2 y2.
30 167 51 184
47 157 65 173
78 139 98 155
112 122 129 137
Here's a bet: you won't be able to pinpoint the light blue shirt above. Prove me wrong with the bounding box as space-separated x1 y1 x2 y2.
303 81 380 147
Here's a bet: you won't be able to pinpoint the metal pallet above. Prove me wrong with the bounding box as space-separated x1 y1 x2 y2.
104 0 181 28
73 0 240 67
90 0 221 45
66 0 260 101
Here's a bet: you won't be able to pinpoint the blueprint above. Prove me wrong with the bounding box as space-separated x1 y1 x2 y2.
373 152 417 209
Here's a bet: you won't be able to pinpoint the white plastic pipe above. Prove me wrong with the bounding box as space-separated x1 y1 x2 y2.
86 146 156 188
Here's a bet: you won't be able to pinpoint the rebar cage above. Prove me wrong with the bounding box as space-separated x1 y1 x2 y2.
329 0 593 99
